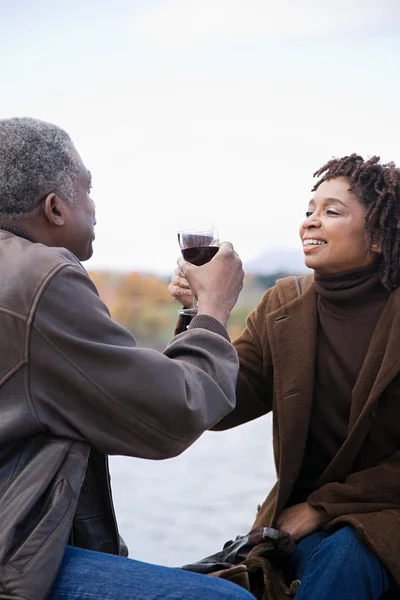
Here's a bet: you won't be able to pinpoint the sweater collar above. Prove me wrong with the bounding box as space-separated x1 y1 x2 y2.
314 263 389 313
0 223 36 244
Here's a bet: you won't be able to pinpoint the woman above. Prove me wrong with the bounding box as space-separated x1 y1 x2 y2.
169 154 400 599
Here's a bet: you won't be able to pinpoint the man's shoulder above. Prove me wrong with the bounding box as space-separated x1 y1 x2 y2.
26 241 81 274
5 237 82 281
0 233 85 317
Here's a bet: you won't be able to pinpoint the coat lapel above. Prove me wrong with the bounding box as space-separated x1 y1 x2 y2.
268 284 318 500
317 289 400 485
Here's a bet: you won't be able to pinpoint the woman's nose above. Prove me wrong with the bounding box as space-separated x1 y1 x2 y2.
302 213 321 230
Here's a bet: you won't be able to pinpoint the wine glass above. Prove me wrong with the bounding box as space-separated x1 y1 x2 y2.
177 224 219 316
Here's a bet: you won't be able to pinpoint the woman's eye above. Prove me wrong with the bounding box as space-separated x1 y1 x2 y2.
327 209 340 216
305 211 313 218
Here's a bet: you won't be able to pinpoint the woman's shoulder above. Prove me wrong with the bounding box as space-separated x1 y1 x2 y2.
275 273 314 305
251 273 315 319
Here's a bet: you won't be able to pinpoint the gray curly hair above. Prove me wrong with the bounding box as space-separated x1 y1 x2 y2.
0 117 82 219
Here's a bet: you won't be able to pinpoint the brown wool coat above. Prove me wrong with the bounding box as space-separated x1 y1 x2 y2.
213 274 400 584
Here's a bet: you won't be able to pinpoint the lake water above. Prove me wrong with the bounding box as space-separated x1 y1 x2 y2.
109 414 275 567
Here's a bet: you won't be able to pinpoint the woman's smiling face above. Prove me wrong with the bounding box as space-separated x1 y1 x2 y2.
299 176 378 274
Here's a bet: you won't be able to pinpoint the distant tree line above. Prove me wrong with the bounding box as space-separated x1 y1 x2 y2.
89 270 293 349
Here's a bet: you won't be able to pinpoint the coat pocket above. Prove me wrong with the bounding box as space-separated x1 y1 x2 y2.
7 478 73 573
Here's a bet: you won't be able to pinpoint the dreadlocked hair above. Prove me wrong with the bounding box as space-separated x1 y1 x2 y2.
313 154 400 291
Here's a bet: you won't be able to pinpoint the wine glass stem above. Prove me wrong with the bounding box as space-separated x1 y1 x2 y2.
193 296 198 311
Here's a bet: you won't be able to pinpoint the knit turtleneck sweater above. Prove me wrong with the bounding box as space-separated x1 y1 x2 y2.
289 263 390 506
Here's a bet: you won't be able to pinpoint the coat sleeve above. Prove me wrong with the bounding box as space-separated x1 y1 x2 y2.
211 287 275 430
308 449 400 519
28 264 239 459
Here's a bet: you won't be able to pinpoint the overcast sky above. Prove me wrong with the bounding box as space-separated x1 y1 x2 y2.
1 0 400 273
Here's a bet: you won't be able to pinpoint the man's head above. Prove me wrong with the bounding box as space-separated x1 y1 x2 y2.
0 117 96 260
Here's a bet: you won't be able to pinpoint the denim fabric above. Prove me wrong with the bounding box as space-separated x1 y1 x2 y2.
49 545 254 600
286 526 396 600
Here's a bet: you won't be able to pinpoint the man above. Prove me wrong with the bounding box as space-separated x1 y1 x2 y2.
0 118 252 600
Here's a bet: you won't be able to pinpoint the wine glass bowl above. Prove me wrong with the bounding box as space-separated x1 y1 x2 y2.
178 231 219 266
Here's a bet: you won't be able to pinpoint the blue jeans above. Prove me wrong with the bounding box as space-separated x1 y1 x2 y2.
48 545 254 600
285 526 396 600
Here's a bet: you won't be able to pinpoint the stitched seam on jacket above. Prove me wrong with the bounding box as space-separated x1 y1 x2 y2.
25 262 77 429
32 322 194 445
0 359 25 388
6 480 73 573
0 307 27 321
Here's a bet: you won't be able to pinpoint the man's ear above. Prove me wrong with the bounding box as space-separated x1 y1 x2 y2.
43 193 66 226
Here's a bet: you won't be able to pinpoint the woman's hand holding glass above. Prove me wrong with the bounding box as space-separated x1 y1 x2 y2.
169 267 195 309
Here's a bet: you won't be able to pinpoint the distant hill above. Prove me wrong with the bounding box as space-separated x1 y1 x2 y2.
245 247 311 275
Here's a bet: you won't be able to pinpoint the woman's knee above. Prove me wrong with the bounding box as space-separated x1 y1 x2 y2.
294 527 391 600
313 526 379 569
323 525 359 546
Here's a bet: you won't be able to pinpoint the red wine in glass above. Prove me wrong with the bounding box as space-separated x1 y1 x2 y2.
178 233 219 266
177 228 219 315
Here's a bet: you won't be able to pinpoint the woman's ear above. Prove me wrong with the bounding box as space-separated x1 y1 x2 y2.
370 232 383 254
43 193 66 226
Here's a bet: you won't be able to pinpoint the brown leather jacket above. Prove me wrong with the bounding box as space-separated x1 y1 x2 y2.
0 229 239 599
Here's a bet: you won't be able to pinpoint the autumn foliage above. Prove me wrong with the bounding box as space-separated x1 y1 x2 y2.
88 270 289 349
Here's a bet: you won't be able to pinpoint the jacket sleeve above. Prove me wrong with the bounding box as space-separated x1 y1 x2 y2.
308 449 400 519
211 287 275 430
28 264 239 459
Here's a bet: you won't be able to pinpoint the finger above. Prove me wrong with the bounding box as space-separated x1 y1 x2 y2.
208 241 235 262
171 274 181 285
174 262 187 277
169 284 194 298
217 241 234 253
206 240 232 263
179 276 191 289
177 256 193 275
171 274 191 288
173 268 190 285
